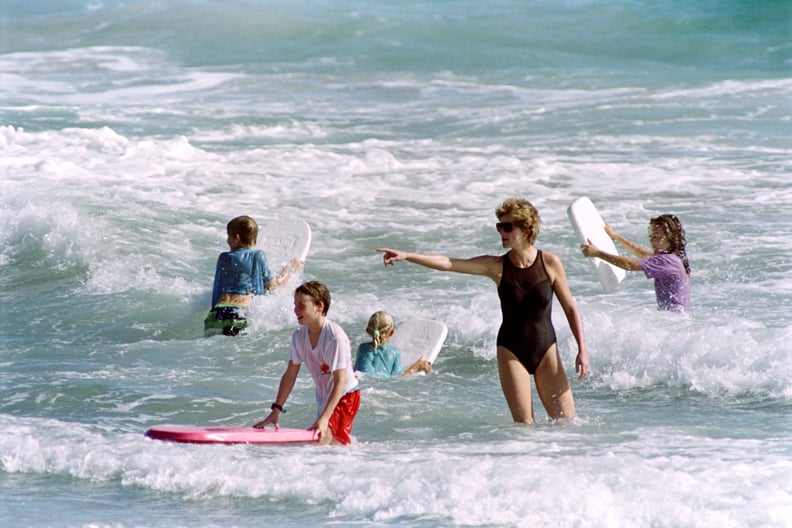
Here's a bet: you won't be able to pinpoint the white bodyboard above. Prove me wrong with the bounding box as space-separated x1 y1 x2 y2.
567 197 625 293
258 219 312 268
390 319 448 368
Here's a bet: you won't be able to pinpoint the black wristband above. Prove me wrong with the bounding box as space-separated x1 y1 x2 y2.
271 402 286 413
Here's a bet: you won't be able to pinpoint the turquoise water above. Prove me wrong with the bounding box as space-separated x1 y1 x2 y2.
1 1 791 526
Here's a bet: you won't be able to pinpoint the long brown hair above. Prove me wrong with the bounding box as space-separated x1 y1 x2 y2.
650 214 691 275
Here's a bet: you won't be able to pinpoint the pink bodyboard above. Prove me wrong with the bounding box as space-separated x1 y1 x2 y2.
145 425 319 445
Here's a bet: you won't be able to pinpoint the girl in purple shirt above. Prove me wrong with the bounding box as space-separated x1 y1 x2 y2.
581 214 691 312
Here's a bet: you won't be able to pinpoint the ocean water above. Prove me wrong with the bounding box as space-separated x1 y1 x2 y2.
1 1 791 526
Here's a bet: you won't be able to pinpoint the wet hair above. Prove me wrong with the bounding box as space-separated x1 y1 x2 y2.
227 215 258 247
495 198 541 244
650 214 691 275
365 311 394 350
295 281 331 315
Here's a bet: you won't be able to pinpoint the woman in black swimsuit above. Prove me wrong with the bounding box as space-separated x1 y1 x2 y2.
377 198 589 423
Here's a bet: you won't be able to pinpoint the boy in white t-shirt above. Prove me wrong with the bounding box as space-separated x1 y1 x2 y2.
254 281 360 445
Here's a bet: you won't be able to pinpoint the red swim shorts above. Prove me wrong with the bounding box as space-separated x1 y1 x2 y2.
327 389 360 445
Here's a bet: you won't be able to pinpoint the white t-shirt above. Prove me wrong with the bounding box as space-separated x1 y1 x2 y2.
290 319 358 416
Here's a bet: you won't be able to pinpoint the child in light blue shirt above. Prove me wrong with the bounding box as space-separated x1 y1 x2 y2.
355 311 431 377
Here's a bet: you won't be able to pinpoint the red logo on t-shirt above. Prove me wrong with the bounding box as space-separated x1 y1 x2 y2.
320 363 330 374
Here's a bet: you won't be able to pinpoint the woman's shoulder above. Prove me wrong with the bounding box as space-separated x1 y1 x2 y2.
480 253 505 263
463 253 504 281
538 249 563 267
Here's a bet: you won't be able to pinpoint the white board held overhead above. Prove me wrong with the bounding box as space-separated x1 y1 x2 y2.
567 197 626 293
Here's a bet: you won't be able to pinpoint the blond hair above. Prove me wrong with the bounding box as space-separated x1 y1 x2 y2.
495 198 541 244
365 311 394 350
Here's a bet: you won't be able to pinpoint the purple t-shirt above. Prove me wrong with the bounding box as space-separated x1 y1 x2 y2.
639 253 690 312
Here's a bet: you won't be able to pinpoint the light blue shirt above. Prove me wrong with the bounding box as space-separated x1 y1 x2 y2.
354 342 402 377
211 248 273 307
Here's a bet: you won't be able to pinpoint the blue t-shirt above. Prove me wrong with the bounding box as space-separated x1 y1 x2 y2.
211 248 274 308
354 342 402 377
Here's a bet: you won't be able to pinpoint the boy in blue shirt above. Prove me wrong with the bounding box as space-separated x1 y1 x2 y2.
204 215 303 336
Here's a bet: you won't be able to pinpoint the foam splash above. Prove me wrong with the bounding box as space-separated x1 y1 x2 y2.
1 415 789 527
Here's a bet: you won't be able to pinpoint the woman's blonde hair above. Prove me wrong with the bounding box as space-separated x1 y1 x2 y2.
366 311 394 350
495 198 541 244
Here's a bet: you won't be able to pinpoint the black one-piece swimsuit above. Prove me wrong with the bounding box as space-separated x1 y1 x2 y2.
496 250 556 374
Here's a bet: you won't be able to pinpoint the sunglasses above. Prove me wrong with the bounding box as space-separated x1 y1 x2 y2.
496 222 515 233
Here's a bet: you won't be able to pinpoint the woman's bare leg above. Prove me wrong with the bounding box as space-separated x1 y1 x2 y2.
497 346 535 424
533 345 575 420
